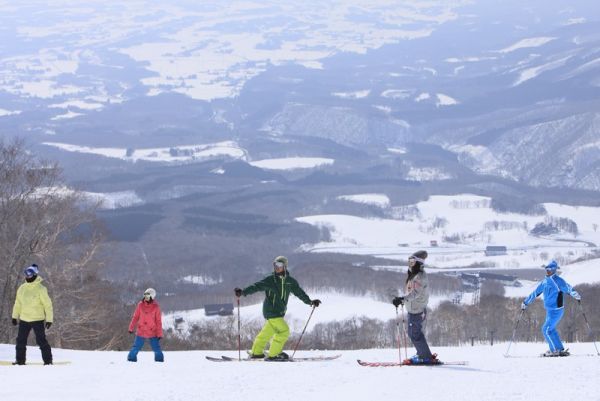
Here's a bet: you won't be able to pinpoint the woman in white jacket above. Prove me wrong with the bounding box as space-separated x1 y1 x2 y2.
393 250 438 365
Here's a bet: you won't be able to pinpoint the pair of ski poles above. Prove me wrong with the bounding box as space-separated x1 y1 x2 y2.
235 296 317 361
395 304 409 364
505 301 600 357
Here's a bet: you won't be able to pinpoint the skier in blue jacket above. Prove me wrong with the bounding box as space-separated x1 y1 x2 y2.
521 260 581 357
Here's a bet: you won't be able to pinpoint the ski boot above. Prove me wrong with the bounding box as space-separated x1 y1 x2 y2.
265 351 289 362
542 350 560 357
557 349 570 357
404 353 440 365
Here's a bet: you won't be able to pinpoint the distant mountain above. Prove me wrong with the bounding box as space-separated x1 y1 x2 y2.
2 1 599 190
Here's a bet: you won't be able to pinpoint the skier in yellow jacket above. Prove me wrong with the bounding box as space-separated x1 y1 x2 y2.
11 264 54 365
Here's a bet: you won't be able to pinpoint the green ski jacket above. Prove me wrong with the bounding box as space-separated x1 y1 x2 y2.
242 272 311 319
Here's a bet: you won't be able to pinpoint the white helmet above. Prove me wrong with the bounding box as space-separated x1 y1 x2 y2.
143 288 156 300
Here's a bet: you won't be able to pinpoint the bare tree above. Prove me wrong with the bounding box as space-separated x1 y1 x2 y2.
0 139 126 348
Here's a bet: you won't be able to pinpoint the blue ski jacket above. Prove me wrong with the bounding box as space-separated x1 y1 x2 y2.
523 274 580 310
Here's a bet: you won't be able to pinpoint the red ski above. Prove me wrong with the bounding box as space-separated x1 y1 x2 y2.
357 359 468 367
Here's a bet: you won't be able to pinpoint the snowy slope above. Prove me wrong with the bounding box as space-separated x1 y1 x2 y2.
1 343 598 401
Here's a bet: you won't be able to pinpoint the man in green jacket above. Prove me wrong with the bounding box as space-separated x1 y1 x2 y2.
11 264 54 365
235 256 320 361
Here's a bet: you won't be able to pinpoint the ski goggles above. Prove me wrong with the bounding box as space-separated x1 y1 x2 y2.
408 256 425 264
273 261 285 268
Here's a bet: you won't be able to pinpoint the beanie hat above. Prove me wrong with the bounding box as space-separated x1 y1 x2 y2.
144 288 156 300
273 256 288 268
410 250 428 264
24 264 39 278
543 260 559 273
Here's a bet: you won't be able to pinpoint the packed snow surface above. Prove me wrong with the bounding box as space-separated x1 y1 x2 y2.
1 343 598 401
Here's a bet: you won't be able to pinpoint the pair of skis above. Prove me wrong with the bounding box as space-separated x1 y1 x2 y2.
206 354 341 362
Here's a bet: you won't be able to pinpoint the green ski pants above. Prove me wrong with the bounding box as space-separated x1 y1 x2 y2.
251 317 290 357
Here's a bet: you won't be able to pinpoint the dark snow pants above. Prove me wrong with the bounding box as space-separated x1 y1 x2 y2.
15 320 53 364
407 311 432 359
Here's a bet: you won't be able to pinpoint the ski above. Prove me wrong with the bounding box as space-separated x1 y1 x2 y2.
206 354 341 362
505 354 597 359
205 356 230 362
505 347 598 358
0 361 71 366
357 359 468 367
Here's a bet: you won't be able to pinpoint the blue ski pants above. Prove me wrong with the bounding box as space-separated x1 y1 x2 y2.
407 311 432 359
127 336 164 362
542 308 565 352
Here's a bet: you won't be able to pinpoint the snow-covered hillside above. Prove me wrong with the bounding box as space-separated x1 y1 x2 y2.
1 343 598 401
296 194 600 271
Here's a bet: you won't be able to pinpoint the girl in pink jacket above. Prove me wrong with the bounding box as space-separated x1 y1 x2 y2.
127 288 164 362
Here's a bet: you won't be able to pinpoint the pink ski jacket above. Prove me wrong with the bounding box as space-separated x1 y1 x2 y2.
128 300 163 338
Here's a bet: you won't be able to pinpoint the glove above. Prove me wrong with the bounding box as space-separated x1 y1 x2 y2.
311 299 321 307
392 297 404 307
12 318 18 326
45 322 52 330
128 330 134 334
520 302 527 310
158 337 162 340
574 294 581 301
234 288 243 297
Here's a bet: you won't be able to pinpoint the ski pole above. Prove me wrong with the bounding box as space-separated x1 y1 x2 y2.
237 297 241 361
578 301 600 356
400 303 408 361
504 309 524 357
395 306 402 365
291 305 316 359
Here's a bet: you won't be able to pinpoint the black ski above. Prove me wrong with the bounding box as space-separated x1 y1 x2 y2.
206 354 341 362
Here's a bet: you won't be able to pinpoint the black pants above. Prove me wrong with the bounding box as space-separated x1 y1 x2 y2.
16 320 52 364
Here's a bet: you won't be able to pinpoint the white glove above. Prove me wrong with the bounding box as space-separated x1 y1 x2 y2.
520 302 527 310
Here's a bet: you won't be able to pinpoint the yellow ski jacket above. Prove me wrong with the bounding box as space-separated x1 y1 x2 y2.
12 276 53 323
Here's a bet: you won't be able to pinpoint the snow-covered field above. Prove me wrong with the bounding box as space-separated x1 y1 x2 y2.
249 157 334 170
1 343 598 401
43 141 247 164
296 193 600 271
1 1 458 102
